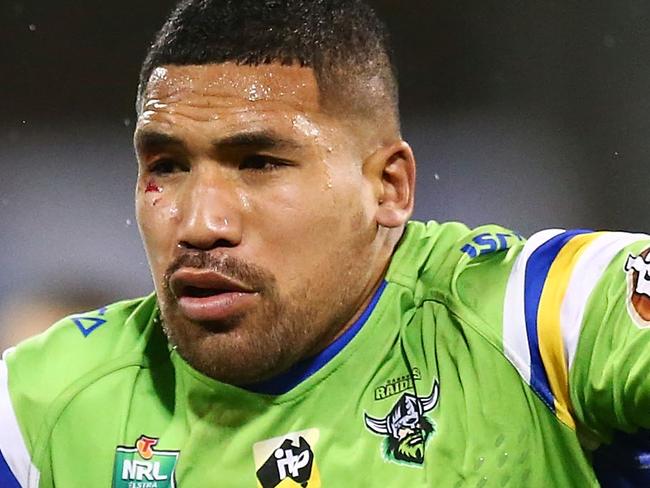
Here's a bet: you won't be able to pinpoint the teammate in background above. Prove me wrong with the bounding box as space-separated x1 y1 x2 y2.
1 0 649 486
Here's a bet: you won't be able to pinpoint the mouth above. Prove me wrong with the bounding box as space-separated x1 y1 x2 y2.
169 268 259 322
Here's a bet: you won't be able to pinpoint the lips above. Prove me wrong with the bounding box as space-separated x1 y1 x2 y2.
169 268 259 322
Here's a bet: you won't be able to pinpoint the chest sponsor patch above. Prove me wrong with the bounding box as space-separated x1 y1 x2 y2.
364 380 439 466
624 249 650 327
253 428 321 488
112 435 180 488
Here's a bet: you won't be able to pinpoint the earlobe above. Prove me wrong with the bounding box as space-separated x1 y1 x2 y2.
365 141 416 229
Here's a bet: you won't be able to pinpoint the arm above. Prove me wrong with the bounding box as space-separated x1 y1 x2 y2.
0 349 40 487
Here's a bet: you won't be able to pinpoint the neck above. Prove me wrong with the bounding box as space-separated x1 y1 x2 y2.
308 224 404 355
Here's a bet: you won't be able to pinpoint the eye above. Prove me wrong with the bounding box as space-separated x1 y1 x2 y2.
148 158 187 176
239 155 288 172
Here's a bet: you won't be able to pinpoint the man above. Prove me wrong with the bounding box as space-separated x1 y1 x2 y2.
1 0 649 486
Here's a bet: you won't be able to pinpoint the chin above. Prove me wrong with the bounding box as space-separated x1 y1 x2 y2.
163 309 297 385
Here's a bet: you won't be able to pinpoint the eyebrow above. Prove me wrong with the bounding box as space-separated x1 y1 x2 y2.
135 131 186 154
135 129 303 154
214 131 303 151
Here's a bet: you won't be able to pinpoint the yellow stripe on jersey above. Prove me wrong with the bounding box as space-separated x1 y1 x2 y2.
537 232 604 429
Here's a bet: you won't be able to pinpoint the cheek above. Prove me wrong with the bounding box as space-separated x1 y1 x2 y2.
145 179 162 194
138 178 180 218
136 180 180 274
143 178 165 208
251 179 369 268
254 183 336 233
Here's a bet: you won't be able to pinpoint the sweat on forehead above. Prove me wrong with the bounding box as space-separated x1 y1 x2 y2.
138 63 400 146
141 63 322 113
136 0 401 133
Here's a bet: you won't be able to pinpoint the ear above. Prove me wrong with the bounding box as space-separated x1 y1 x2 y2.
363 140 416 228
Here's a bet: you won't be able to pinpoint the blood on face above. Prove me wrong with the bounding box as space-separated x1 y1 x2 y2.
145 180 162 194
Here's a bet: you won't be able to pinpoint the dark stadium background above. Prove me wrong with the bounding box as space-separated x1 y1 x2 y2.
2 0 650 343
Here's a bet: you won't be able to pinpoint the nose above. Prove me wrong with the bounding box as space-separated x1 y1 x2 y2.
176 171 243 251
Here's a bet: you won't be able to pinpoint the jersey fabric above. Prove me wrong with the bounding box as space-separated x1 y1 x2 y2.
2 221 650 487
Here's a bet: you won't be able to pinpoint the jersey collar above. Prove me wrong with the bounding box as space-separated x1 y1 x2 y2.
244 280 388 395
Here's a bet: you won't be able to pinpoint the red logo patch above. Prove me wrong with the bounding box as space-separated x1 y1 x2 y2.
136 435 159 460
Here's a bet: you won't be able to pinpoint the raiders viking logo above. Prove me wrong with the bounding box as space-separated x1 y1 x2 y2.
624 249 650 327
364 381 439 466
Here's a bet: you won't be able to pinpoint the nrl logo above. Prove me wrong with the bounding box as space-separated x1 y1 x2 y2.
112 435 180 488
624 249 650 327
364 381 439 466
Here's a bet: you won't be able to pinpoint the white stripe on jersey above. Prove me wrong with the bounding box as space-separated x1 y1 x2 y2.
0 348 40 488
502 229 564 384
561 232 649 371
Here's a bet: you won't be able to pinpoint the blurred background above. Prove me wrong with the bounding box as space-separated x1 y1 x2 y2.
2 0 650 347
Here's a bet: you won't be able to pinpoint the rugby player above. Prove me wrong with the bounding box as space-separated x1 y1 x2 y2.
1 1 649 486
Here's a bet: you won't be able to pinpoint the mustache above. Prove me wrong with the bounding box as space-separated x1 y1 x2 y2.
163 251 275 293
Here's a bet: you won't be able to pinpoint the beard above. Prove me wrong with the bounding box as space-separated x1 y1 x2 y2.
157 250 360 386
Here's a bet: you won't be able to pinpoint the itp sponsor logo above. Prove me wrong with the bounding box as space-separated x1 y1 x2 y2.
274 443 311 480
253 429 321 488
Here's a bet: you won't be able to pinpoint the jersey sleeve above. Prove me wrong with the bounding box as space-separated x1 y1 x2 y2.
500 229 650 437
569 235 650 438
0 296 153 488
0 348 39 487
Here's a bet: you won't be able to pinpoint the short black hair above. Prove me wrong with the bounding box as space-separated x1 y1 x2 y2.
138 0 399 129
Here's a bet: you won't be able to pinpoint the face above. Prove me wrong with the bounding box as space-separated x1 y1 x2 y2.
135 63 389 385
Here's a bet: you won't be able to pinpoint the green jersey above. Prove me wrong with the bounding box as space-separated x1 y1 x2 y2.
2 221 650 487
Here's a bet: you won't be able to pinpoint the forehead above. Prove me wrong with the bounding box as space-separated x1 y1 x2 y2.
141 63 322 116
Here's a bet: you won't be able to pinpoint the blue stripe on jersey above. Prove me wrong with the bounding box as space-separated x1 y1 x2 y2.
0 450 22 488
523 229 591 410
247 280 388 395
